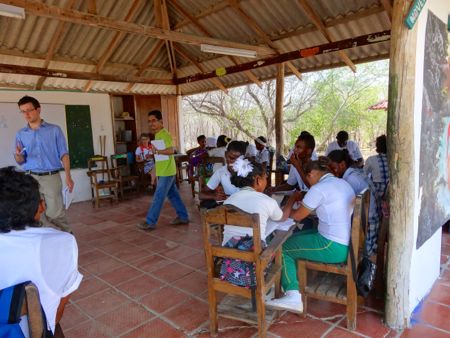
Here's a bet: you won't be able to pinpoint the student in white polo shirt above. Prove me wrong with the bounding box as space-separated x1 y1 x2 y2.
199 141 247 209
325 130 363 167
266 157 355 313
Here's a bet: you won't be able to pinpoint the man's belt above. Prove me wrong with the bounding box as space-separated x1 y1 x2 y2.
26 170 60 176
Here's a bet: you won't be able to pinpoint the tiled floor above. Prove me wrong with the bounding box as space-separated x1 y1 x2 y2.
61 185 450 337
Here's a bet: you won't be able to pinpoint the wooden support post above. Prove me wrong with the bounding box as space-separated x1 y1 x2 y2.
385 0 417 329
275 63 284 158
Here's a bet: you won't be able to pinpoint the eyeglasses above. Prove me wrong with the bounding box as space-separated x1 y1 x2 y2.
19 108 36 114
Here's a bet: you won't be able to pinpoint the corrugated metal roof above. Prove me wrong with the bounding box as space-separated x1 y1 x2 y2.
0 0 391 95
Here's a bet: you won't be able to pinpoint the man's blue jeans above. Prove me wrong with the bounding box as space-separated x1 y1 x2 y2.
146 175 189 226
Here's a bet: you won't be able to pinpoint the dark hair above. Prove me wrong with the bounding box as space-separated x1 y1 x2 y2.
226 140 247 155
376 135 387 154
217 134 230 147
336 130 349 142
0 167 41 233
303 157 331 174
197 134 206 142
18 96 40 109
299 130 311 137
328 150 353 168
297 133 315 151
255 136 267 144
230 160 265 188
148 110 162 120
140 132 149 139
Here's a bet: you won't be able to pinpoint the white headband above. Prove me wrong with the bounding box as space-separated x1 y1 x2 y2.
255 138 266 147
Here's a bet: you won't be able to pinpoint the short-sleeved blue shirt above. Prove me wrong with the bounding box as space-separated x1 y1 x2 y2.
15 121 68 172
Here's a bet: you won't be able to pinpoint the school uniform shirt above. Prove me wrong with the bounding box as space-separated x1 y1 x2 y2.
286 165 308 191
255 148 270 165
325 140 363 162
302 173 355 245
0 227 83 333
207 146 226 172
135 146 154 174
364 154 389 183
245 144 257 158
206 165 239 196
223 188 283 244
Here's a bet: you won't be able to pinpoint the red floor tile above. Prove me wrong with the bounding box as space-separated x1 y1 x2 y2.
121 318 186 338
64 319 111 338
59 304 90 331
132 254 172 272
415 301 450 332
324 326 362 337
116 274 164 299
401 323 449 337
72 277 109 300
82 255 125 275
97 239 134 253
160 244 201 261
173 271 208 295
137 238 180 253
78 249 110 266
338 310 388 337
269 312 331 337
75 288 131 318
428 283 450 306
151 262 194 283
305 298 347 321
164 297 209 332
95 302 154 336
178 251 206 270
98 265 144 285
140 286 191 313
111 246 153 263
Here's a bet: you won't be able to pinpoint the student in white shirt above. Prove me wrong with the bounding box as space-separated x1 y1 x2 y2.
199 141 247 208
267 133 316 195
266 158 355 314
223 157 290 245
254 136 270 171
287 131 318 161
208 134 230 172
245 142 257 159
325 131 363 167
0 167 82 334
328 149 379 256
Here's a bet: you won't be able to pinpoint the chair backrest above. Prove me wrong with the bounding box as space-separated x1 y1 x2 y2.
87 156 112 182
110 153 131 177
349 189 370 264
200 156 226 179
202 205 263 272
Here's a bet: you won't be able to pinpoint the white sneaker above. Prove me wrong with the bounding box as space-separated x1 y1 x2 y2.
265 291 303 314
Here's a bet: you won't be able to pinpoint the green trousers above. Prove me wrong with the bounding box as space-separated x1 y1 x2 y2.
281 229 348 291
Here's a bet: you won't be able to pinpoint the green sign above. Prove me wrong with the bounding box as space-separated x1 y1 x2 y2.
405 0 427 29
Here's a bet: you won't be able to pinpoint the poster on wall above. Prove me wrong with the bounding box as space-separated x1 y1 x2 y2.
417 10 450 249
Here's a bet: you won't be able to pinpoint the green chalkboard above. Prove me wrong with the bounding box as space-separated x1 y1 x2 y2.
65 105 94 169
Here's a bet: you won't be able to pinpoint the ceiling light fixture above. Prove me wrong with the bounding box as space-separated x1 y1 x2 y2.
200 44 257 58
0 4 25 19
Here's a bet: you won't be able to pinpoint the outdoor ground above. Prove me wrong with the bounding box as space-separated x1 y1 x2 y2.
61 184 450 338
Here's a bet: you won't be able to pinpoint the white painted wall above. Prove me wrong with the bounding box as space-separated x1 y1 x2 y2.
0 91 114 203
408 0 448 314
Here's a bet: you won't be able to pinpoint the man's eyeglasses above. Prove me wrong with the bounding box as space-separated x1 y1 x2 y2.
19 108 36 114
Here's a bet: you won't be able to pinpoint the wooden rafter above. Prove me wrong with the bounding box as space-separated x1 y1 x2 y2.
83 0 141 92
176 30 390 84
87 0 96 15
159 0 177 77
173 44 228 93
169 0 261 87
379 0 392 22
173 0 233 30
227 0 302 80
297 0 356 73
0 0 274 56
0 63 174 85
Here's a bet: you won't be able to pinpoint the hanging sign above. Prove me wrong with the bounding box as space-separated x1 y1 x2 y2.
404 0 427 29
215 67 227 77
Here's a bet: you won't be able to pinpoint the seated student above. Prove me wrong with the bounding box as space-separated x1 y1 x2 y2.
245 141 257 160
199 141 247 209
326 130 363 167
254 136 270 171
208 134 230 172
206 136 217 150
287 131 318 161
222 157 290 245
328 150 379 256
135 133 156 186
364 135 389 202
267 133 316 196
0 167 83 334
266 158 355 313
187 135 208 183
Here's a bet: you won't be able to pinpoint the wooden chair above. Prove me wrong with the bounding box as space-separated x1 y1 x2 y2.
297 189 370 330
191 156 225 197
87 156 119 208
202 205 295 338
136 161 153 193
110 154 139 199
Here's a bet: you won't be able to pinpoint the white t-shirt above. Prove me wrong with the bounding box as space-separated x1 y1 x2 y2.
286 165 308 191
364 154 389 183
206 165 239 196
343 168 377 222
0 227 83 333
208 147 226 172
135 146 154 174
325 140 363 162
256 148 270 165
245 144 257 157
223 188 283 244
302 174 355 245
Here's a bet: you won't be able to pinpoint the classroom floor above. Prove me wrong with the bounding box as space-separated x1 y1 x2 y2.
61 184 450 338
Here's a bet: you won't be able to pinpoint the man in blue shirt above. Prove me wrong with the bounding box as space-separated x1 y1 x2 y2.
14 96 74 232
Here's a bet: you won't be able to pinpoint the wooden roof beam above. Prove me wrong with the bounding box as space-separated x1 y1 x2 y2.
297 0 356 73
169 0 261 87
0 63 175 85
0 0 274 57
160 0 177 77
379 0 392 22
176 30 390 84
173 44 228 93
87 0 96 15
227 0 302 80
